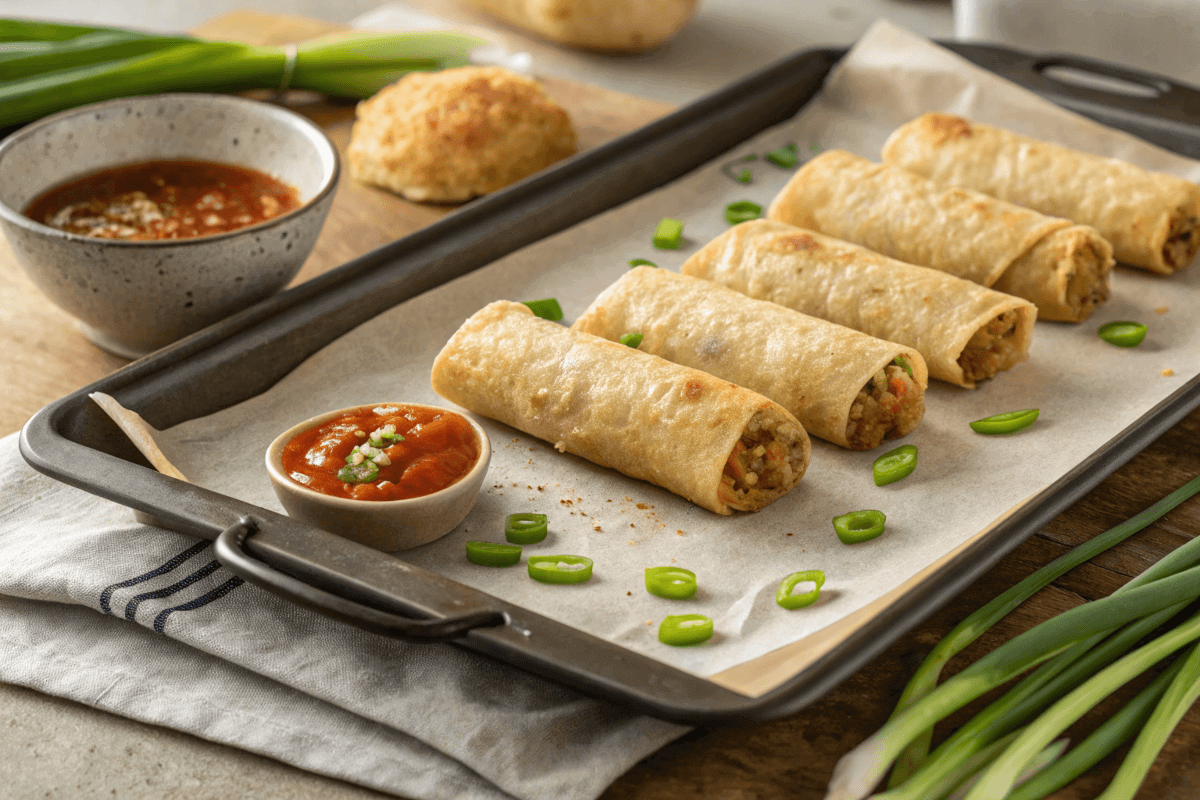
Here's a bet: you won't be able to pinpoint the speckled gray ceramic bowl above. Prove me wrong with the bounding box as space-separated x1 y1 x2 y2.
0 93 339 358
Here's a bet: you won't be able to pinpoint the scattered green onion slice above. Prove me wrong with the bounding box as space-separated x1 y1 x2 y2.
720 154 757 183
724 200 763 225
765 143 799 168
658 614 714 646
652 218 684 249
527 555 593 584
810 141 821 154
337 461 379 483
1098 321 1148 348
776 570 826 610
645 566 698 600
619 332 644 348
504 513 548 544
465 541 522 567
970 409 1040 435
833 510 886 544
894 356 914 378
628 258 657 268
873 444 918 486
522 298 563 321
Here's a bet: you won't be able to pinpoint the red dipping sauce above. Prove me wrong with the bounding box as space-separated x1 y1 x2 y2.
281 405 480 502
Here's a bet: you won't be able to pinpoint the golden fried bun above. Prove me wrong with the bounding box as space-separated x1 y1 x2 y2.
347 66 577 203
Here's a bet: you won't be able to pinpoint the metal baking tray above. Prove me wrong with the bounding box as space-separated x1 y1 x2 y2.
20 42 1200 725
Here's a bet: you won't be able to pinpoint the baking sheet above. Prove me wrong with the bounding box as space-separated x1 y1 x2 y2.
154 20 1200 679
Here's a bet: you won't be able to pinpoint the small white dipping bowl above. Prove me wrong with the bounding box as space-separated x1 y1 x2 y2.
265 403 491 552
0 93 339 358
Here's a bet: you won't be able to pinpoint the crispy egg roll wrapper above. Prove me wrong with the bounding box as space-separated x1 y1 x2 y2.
767 149 1114 322
431 301 810 514
882 113 1200 275
572 267 928 449
681 220 1036 388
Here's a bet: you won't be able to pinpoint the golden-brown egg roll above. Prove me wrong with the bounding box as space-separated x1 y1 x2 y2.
767 149 1114 322
681 220 1036 388
573 267 928 449
882 113 1200 275
431 300 810 514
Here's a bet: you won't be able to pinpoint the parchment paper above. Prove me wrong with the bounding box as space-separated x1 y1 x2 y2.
155 20 1200 680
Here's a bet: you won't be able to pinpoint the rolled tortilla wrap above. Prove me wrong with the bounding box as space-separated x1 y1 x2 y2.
767 149 1114 322
882 113 1200 275
573 267 927 449
681 220 1036 388
431 300 810 514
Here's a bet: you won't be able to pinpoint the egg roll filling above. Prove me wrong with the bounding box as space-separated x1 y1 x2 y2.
719 411 808 511
997 228 1111 322
1165 213 1200 272
957 309 1029 384
844 365 923 451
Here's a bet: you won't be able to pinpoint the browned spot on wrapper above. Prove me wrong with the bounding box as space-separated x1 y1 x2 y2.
924 113 973 145
780 233 820 252
683 381 706 400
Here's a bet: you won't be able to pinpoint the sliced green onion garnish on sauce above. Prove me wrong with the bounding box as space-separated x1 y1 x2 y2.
724 200 763 225
628 258 657 268
465 541 522 567
619 332 644 348
776 570 826 610
894 355 914 378
765 143 799 168
970 409 1040 435
504 512 548 544
522 298 563 321
833 510 886 544
652 218 684 250
1098 320 1148 348
337 461 379 483
658 614 713 646
527 555 593 584
645 566 698 600
874 444 918 487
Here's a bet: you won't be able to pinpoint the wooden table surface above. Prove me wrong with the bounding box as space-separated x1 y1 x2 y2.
3 11 1200 800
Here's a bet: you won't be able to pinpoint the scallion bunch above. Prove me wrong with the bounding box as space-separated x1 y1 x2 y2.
826 473 1200 800
0 18 485 128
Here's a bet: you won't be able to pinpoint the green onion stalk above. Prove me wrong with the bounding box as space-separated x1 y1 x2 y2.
825 473 1200 800
0 19 485 128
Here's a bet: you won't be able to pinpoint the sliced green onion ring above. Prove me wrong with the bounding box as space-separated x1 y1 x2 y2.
504 513 548 544
720 154 757 183
765 143 799 168
619 332 644 348
1098 321 1148 348
628 258 657 268
735 168 752 183
645 566 697 600
776 570 826 610
337 461 378 483
724 200 763 225
522 298 562 321
527 554 593 584
465 541 522 567
833 510 886 544
874 444 918 487
658 614 714 646
810 141 821 154
652 217 684 249
970 409 1040 435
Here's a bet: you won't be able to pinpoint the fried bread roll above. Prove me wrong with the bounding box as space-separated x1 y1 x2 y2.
573 267 927 449
882 113 1200 275
767 149 1114 322
681 220 1036 388
431 301 810 514
459 0 698 52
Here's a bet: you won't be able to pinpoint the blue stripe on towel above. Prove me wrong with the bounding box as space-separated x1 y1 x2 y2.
123 560 224 621
153 577 245 634
99 540 212 614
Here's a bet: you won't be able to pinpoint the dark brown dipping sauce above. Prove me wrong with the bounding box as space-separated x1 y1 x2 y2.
25 159 301 241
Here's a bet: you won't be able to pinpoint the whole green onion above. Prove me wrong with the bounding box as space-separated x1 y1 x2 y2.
0 18 484 128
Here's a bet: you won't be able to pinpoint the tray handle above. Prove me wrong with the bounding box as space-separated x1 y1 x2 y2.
1031 54 1200 113
214 516 508 642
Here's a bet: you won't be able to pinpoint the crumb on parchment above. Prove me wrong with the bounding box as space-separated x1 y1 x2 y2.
1163 369 1175 377
1156 306 1169 314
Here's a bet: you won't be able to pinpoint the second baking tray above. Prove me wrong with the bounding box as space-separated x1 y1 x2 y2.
20 40 1200 724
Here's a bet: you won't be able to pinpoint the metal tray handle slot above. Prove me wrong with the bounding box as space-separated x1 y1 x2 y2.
214 516 508 642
